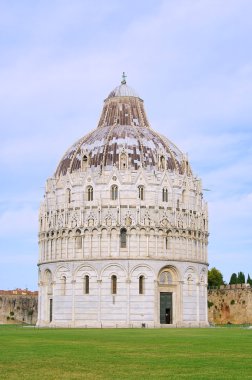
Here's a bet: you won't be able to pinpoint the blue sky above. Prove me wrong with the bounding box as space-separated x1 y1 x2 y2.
0 0 251 289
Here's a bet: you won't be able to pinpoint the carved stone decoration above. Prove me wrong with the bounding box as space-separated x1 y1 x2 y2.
86 212 97 227
142 211 151 226
160 211 174 228
70 211 79 228
144 217 150 226
57 214 64 228
48 214 54 229
161 218 169 227
106 217 112 227
189 214 196 228
71 218 77 228
104 210 116 227
125 216 132 226
88 218 94 227
177 212 184 228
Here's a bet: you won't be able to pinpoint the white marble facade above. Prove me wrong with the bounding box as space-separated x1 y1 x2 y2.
37 78 209 327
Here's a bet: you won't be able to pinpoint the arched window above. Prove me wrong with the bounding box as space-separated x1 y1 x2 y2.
61 276 66 296
139 275 144 294
111 185 118 200
167 272 173 284
84 275 89 294
200 274 205 296
159 271 173 285
187 274 193 296
120 152 127 169
138 185 144 200
87 186 93 201
76 230 82 249
159 272 166 284
120 228 127 248
111 275 117 294
45 269 53 295
66 188 71 203
184 160 189 174
182 190 186 204
160 155 166 170
177 199 180 209
162 188 168 202
82 155 88 171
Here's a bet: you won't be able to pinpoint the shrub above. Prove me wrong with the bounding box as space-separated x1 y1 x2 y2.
230 300 235 305
208 301 214 308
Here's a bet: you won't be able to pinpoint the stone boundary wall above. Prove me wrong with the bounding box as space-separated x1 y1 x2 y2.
1 286 252 325
208 284 252 324
220 284 251 290
0 289 38 295
0 294 38 325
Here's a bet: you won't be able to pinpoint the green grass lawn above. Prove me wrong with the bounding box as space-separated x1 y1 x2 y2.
0 325 251 380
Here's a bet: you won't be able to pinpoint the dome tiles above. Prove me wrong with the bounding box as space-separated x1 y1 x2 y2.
55 80 191 177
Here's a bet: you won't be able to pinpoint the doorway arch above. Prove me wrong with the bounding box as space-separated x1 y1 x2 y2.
157 266 180 325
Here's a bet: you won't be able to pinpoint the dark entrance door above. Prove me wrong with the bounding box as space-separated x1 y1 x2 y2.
160 292 172 324
49 299 53 322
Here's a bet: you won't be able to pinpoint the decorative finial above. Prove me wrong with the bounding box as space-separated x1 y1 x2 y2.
121 72 127 85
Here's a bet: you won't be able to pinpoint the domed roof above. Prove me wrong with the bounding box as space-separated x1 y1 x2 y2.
55 75 192 177
107 72 139 99
107 83 139 99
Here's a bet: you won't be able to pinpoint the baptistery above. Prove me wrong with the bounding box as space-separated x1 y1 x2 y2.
37 75 209 327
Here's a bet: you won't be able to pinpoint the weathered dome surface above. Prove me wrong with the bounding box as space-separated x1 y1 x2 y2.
107 83 139 98
55 82 191 177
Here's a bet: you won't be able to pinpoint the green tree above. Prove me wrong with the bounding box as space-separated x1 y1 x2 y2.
229 273 237 285
247 274 252 286
237 271 245 284
208 267 224 288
